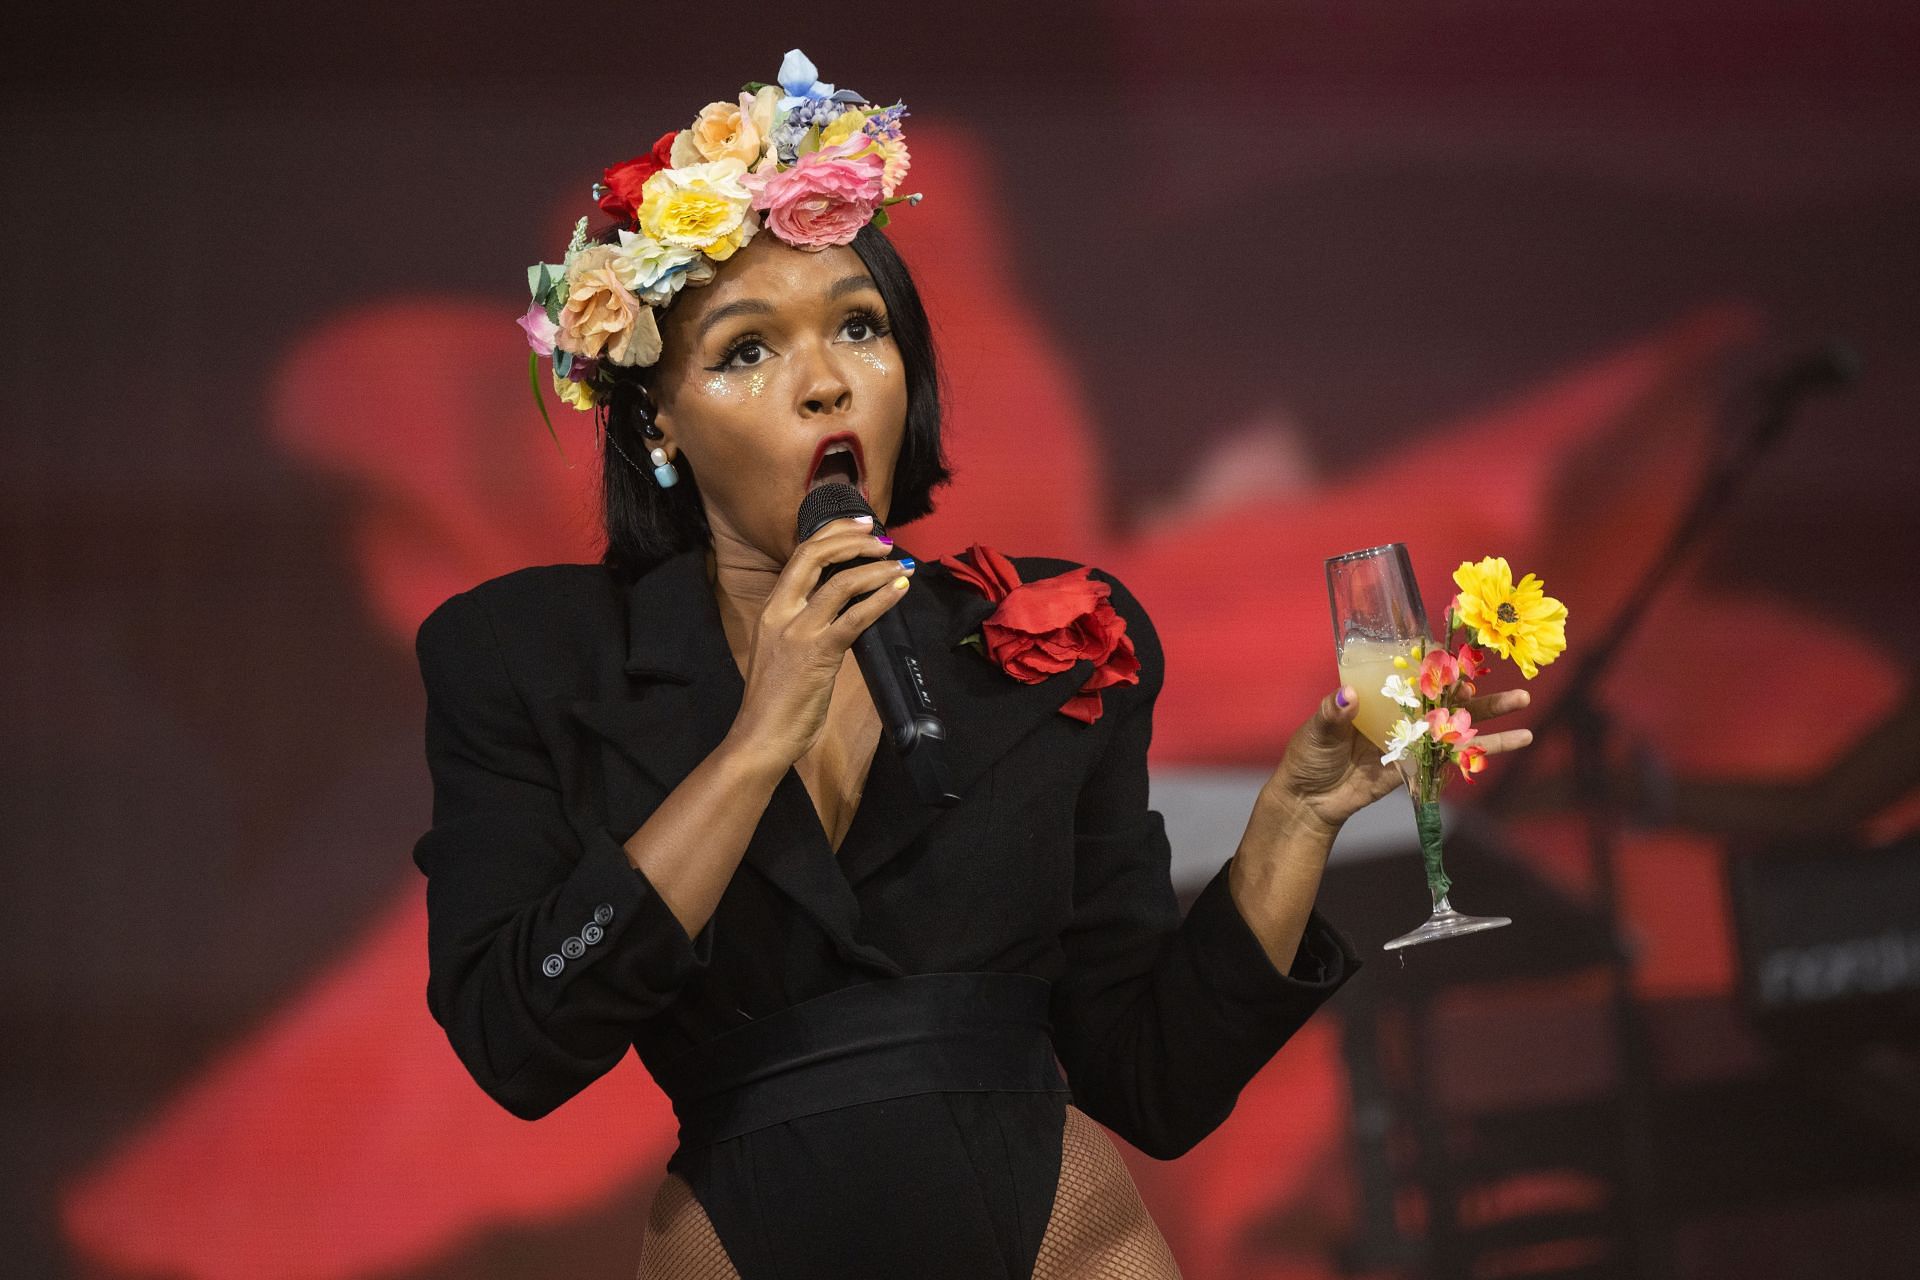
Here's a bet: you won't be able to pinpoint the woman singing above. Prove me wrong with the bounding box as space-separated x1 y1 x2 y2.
412 50 1536 1278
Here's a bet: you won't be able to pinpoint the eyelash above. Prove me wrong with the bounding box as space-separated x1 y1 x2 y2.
709 307 893 372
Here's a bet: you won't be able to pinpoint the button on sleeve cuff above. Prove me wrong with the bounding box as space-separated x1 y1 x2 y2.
532 824 715 1012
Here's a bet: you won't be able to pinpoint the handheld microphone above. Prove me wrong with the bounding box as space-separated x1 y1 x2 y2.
796 482 959 807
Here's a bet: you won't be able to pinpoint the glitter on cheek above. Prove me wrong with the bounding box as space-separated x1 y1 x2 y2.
854 350 889 375
748 372 766 397
702 375 729 396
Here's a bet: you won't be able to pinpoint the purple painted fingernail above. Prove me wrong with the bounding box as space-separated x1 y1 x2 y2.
1335 688 1349 708
877 534 893 545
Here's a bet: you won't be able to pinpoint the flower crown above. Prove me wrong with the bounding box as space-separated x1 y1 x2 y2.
517 49 920 441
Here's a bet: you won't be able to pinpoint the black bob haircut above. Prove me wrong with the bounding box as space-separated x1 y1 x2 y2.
592 222 951 581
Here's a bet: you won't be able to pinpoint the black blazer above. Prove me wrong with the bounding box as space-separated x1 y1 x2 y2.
412 538 1360 1159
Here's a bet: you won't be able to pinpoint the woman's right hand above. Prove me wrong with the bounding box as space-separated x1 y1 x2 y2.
725 518 913 772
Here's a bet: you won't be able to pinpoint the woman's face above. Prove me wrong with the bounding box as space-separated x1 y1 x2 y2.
651 233 908 563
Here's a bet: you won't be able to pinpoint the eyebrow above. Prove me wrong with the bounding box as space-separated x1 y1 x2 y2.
694 274 880 344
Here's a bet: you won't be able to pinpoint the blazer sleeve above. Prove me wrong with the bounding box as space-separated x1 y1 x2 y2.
412 589 713 1120
1048 570 1362 1160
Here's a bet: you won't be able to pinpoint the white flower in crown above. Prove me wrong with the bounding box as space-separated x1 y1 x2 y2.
614 230 717 307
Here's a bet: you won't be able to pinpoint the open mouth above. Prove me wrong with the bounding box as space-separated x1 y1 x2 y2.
807 433 868 500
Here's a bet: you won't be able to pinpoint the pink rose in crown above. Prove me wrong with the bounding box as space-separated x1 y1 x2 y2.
938 543 1141 724
742 139 886 249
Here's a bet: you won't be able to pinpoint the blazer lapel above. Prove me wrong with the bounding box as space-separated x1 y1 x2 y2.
568 545 736 804
567 545 885 968
833 556 1093 888
567 539 1094 958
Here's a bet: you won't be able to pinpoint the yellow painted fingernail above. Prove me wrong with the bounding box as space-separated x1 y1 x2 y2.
892 575 909 589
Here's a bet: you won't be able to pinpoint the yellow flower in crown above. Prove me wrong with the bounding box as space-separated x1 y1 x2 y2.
818 108 869 149
552 370 599 411
637 158 760 261
1451 556 1568 679
817 102 910 198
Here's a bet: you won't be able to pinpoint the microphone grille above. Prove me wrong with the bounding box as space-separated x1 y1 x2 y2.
797 482 878 542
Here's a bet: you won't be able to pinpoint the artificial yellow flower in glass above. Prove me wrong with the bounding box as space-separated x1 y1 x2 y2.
1452 556 1568 678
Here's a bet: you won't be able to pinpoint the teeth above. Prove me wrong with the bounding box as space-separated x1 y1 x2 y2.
811 441 860 487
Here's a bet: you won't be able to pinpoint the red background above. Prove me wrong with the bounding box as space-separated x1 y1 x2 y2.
6 4 1917 1276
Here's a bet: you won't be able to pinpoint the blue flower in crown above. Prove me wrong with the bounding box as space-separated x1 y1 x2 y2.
776 48 835 112
770 49 871 163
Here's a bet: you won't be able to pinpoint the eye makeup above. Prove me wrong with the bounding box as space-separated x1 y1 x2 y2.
710 331 770 373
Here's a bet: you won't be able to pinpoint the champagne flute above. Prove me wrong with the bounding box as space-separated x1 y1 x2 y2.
1327 543 1511 949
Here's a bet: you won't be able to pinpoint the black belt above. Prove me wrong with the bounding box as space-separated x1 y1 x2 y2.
655 972 1068 1148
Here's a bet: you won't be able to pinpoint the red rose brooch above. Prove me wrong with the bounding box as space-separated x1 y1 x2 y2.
936 544 1142 724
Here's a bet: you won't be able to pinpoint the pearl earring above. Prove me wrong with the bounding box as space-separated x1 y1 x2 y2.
650 446 680 489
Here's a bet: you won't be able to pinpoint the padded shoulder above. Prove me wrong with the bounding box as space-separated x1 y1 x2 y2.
417 563 627 689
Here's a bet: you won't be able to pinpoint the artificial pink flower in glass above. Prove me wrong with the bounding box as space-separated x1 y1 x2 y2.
1424 706 1477 748
1455 743 1489 783
1416 647 1461 701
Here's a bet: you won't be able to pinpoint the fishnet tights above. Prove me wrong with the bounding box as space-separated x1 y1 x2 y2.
634 1105 1181 1278
1032 1105 1183 1278
635 1169 737 1280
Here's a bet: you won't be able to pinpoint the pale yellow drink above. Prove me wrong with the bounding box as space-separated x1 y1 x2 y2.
1337 635 1424 750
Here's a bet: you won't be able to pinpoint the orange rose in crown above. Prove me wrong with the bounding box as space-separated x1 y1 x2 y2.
938 544 1141 724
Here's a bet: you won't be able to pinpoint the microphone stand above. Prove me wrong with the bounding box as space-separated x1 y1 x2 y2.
1488 340 1859 797
1480 340 1858 1280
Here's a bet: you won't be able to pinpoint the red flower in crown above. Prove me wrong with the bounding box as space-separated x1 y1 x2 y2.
937 543 1142 724
595 129 679 224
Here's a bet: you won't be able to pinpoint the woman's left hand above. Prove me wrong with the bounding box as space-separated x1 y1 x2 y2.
1262 685 1536 837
